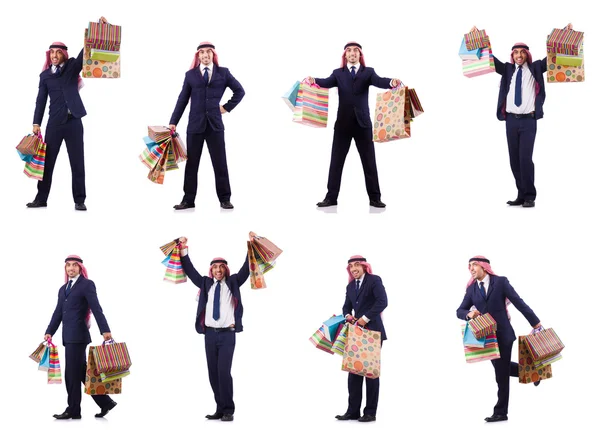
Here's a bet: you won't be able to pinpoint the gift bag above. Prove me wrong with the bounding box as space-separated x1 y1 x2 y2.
90 49 120 62
373 86 411 142
468 313 497 339
407 88 424 118
309 326 334 354
29 342 47 363
171 132 188 163
148 154 167 184
93 340 132 381
546 28 583 56
341 325 382 379
518 335 553 384
82 27 120 78
462 325 501 363
332 323 349 356
139 139 167 170
252 236 283 263
148 126 172 143
459 37 482 60
16 133 43 155
38 346 50 371
523 328 564 367
248 241 266 289
462 46 495 78
547 48 584 83
161 240 187 284
23 137 47 181
85 347 122 395
47 344 62 384
322 315 346 342
464 28 489 50
293 82 329 128
463 323 485 348
282 81 301 111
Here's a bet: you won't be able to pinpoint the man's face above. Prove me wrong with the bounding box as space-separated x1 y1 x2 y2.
50 48 65 66
349 262 365 280
345 46 360 65
212 263 226 281
198 48 214 66
65 261 81 278
469 262 486 281
512 48 527 66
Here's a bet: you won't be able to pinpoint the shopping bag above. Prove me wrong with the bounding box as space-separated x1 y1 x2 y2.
282 81 301 111
82 24 121 78
161 243 187 284
547 48 584 83
93 340 132 374
373 86 411 142
546 28 584 56
518 335 553 384
407 88 424 118
309 326 334 354
90 49 120 62
85 347 122 395
459 37 481 60
322 315 346 342
463 323 485 348
38 346 50 371
292 82 329 128
47 344 62 384
523 328 564 367
464 28 490 50
248 241 266 289
332 323 349 356
341 325 381 379
252 236 283 263
462 46 495 78
468 313 497 339
16 133 43 155
23 137 47 181
462 325 501 363
85 21 122 51
29 342 47 363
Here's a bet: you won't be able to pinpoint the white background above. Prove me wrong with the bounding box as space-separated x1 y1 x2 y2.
0 1 598 429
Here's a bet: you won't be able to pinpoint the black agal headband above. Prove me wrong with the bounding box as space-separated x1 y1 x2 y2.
211 259 228 265
65 257 83 263
511 44 529 51
49 44 68 50
344 42 362 50
469 257 490 264
197 43 215 50
348 257 367 263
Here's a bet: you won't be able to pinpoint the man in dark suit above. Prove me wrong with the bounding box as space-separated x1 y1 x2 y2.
308 42 401 208
456 256 542 423
336 255 388 423
29 16 108 211
169 42 245 210
44 255 117 419
491 23 571 208
178 233 253 422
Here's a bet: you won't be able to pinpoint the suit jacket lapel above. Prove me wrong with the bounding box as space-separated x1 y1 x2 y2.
357 274 369 300
486 276 495 302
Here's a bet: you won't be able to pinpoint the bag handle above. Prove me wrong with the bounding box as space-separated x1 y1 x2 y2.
530 325 544 334
301 77 322 89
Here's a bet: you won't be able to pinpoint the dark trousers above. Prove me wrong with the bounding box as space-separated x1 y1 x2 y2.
325 121 381 201
184 126 231 203
506 116 537 201
490 340 519 416
36 117 86 204
204 330 236 415
64 343 113 415
346 339 381 417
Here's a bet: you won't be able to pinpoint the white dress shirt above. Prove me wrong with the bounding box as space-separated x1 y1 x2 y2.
67 274 80 289
477 274 490 295
199 63 214 83
506 63 535 114
346 273 370 323
205 278 235 328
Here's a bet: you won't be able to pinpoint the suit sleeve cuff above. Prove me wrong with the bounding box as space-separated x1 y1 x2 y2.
181 247 188 257
362 315 370 323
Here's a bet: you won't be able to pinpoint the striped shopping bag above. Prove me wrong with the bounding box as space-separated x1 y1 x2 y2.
23 138 47 181
47 344 62 384
464 28 490 50
293 82 329 128
524 328 564 368
519 335 553 384
160 239 187 284
29 342 47 363
309 326 334 355
468 313 497 339
86 21 121 51
93 340 132 382
462 46 495 78
462 325 501 363
331 323 349 356
547 28 583 56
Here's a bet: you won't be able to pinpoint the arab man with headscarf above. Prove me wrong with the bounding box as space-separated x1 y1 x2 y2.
306 42 402 209
456 256 543 423
336 255 388 423
44 255 116 420
28 16 111 211
169 41 245 211
489 23 572 208
177 232 256 422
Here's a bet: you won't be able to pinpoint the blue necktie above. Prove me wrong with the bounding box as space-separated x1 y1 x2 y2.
350 66 356 79
203 67 209 85
65 280 73 296
55 65 61 76
479 281 486 299
514 66 522 107
212 280 221 320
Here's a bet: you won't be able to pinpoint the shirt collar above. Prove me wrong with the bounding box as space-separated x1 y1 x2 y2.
68 274 80 284
200 63 214 72
347 63 360 72
478 274 490 289
356 273 365 284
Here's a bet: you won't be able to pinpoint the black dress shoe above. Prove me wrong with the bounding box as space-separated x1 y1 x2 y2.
206 412 223 420
75 203 87 211
53 411 81 420
358 414 376 422
335 413 359 420
220 201 234 209
485 414 508 422
221 414 234 422
95 401 117 417
173 201 195 210
506 198 524 206
26 200 47 208
317 198 337 207
522 200 535 208
369 200 386 208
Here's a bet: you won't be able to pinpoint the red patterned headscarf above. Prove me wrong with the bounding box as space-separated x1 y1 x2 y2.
64 255 91 328
44 42 84 90
207 257 230 278
347 255 372 283
341 41 366 68
510 42 533 65
189 41 219 70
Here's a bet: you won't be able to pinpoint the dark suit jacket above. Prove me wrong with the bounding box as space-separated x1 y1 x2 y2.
493 56 547 121
343 273 388 341
34 49 86 127
169 65 245 134
45 276 110 345
181 254 249 334
456 275 540 344
315 66 392 129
